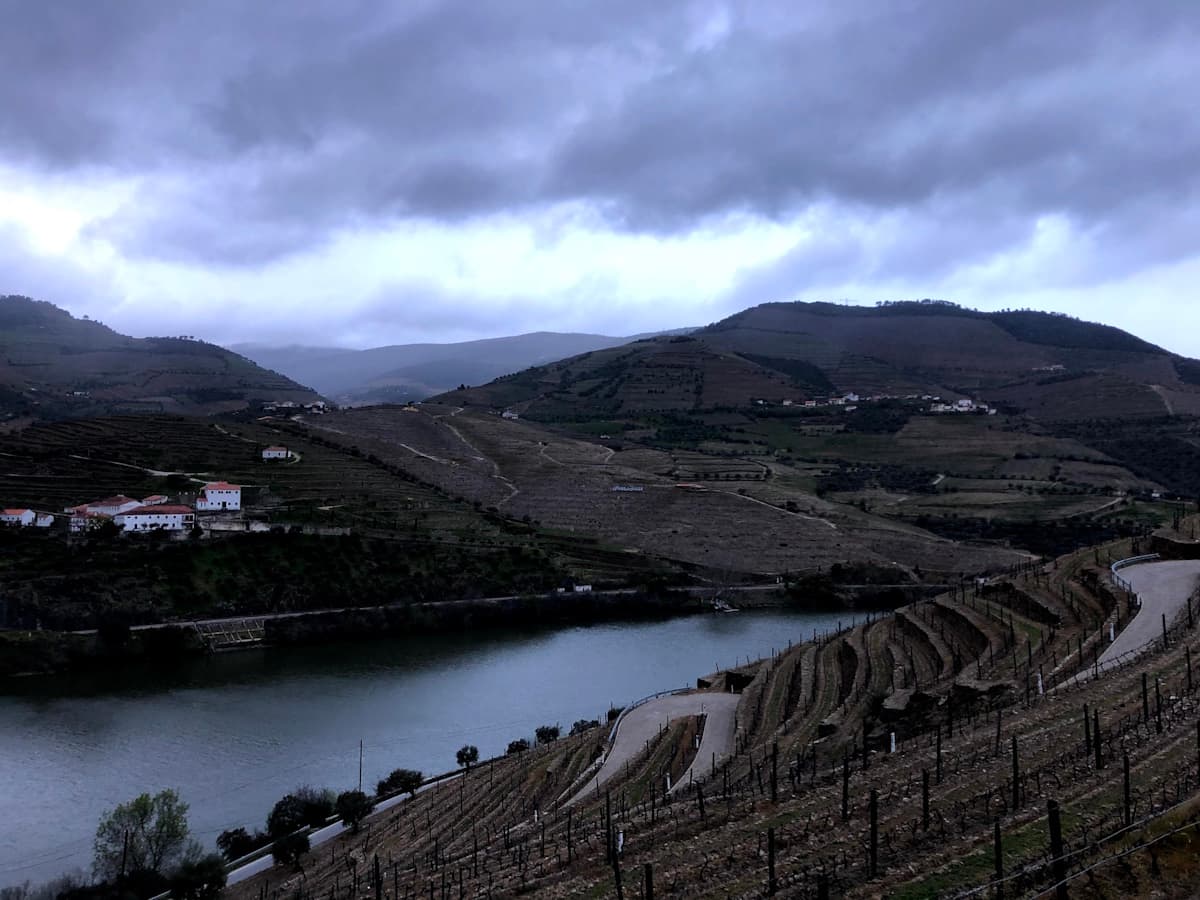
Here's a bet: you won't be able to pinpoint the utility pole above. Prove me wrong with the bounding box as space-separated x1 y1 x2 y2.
359 739 364 793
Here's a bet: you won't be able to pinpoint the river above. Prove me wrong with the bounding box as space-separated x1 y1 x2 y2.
0 608 855 886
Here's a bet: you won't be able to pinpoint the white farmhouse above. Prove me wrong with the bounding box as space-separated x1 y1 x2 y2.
140 494 169 506
35 514 53 528
262 446 290 460
1 508 36 527
196 481 241 511
114 504 196 532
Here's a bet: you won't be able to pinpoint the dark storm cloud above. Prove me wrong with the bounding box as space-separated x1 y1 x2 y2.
3 0 1198 282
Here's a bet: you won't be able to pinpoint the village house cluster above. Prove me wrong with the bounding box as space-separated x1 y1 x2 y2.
262 400 328 414
62 482 243 533
752 391 997 415
2 482 245 534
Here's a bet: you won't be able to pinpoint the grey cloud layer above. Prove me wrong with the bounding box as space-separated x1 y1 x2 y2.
3 1 1199 291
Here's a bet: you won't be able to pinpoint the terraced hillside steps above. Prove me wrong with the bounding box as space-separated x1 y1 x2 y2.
222 536 1200 899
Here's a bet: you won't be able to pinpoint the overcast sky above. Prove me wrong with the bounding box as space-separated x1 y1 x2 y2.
2 1 1198 353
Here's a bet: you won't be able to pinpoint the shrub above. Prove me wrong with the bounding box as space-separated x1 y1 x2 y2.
271 832 310 867
535 724 560 745
266 786 335 839
376 768 423 798
570 719 600 736
455 745 479 771
215 827 269 862
334 790 373 834
168 854 227 900
506 738 530 755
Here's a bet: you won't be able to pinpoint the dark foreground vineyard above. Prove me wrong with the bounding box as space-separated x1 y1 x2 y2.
222 526 1200 898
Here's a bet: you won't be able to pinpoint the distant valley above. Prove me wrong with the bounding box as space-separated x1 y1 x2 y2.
233 330 684 405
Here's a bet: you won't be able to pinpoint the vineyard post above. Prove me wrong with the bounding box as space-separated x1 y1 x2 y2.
1093 709 1102 770
994 709 1001 758
1155 676 1163 735
1142 673 1149 725
1188 645 1193 695
842 757 850 822
868 790 879 878
1123 752 1132 827
605 790 613 863
1011 735 1020 809
922 769 930 832
697 785 705 823
936 731 943 784
643 863 653 900
993 818 1003 899
817 872 830 900
771 741 778 803
768 827 777 895
1047 799 1067 900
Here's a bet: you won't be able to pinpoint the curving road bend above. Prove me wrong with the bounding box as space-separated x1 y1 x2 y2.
1104 560 1200 665
566 691 739 806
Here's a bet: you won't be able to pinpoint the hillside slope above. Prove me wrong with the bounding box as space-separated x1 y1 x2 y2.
441 300 1200 421
0 295 319 420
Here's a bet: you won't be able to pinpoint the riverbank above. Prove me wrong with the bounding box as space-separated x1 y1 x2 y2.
0 588 708 679
0 608 853 884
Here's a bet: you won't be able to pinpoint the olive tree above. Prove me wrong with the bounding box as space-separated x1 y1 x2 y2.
376 768 423 798
93 789 194 880
334 791 373 834
455 745 479 771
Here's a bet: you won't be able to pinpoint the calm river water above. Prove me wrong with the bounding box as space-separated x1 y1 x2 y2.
0 609 854 886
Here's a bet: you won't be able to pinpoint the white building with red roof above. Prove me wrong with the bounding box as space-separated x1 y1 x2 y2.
1 508 36 527
196 481 241 511
114 504 196 532
84 495 141 517
261 446 290 460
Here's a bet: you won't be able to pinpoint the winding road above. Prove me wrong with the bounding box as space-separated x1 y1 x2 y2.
1103 560 1200 664
566 691 739 806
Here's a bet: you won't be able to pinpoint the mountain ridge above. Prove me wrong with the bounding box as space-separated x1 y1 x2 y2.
439 300 1200 421
0 295 320 421
233 329 691 402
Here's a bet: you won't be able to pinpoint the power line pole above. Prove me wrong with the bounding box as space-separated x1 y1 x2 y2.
359 739 364 793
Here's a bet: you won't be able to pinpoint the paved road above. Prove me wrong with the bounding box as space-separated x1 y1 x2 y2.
566 691 739 805
1102 560 1200 665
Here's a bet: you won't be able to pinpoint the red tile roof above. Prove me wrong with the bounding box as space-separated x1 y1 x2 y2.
2 508 31 515
119 505 195 516
92 495 138 507
204 481 240 490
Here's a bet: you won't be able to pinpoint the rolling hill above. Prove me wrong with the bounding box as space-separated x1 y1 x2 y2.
440 300 1200 421
0 295 320 421
233 331 681 403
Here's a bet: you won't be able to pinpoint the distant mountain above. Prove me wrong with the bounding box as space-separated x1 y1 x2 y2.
233 331 685 402
440 300 1200 421
0 295 320 421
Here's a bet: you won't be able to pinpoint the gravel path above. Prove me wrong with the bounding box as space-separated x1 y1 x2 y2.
567 692 739 805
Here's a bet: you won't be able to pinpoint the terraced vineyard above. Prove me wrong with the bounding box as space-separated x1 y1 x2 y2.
226 530 1200 898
